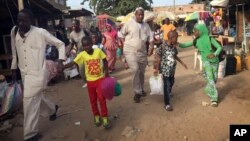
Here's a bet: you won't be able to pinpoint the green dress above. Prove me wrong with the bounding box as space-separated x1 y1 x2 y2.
179 24 222 103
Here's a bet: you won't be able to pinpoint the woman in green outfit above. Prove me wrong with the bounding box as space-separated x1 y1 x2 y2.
179 23 222 107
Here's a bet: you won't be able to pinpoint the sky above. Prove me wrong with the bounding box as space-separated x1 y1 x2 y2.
67 0 192 11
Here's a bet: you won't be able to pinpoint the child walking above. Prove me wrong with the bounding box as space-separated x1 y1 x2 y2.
154 31 187 111
91 33 105 52
62 36 111 129
179 23 222 107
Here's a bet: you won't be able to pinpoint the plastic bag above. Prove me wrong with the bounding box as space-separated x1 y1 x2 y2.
0 82 23 116
114 82 122 96
149 75 163 95
99 77 117 100
63 57 79 79
0 81 8 99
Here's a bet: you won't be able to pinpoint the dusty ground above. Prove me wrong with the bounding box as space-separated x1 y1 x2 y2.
1 36 250 141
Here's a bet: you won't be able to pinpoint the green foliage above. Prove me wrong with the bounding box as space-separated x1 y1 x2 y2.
190 0 207 4
82 0 153 16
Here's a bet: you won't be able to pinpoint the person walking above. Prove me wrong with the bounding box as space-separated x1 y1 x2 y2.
68 19 87 88
102 24 118 73
179 23 222 107
55 19 69 46
121 7 154 103
154 31 187 111
160 18 176 42
11 9 65 141
62 37 111 129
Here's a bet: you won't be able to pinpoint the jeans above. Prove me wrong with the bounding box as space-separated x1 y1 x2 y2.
163 76 175 105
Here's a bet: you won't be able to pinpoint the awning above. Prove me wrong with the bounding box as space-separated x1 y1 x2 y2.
185 11 211 21
210 0 229 7
0 0 64 22
63 8 93 18
177 14 187 19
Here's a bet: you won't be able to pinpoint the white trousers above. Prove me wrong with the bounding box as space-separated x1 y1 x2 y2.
124 54 147 94
23 92 55 140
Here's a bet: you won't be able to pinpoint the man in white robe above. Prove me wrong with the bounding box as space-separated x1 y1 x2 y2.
121 7 154 103
11 9 65 141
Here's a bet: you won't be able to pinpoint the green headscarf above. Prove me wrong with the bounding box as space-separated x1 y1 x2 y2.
179 23 222 63
193 23 219 63
194 23 212 51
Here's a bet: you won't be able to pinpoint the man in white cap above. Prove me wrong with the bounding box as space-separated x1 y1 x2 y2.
121 7 154 103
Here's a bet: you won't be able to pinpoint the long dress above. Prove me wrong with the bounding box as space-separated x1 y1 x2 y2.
103 31 118 71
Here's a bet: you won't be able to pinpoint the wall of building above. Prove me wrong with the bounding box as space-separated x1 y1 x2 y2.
153 4 205 15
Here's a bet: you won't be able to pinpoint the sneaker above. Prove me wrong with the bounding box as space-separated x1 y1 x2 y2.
164 105 173 111
133 94 141 103
49 105 59 121
211 101 218 107
82 83 87 88
94 116 101 127
102 117 111 129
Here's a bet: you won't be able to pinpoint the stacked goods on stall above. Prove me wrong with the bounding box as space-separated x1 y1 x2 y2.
218 59 226 79
235 55 242 72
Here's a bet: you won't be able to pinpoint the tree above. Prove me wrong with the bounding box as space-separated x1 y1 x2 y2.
190 0 201 4
81 0 153 16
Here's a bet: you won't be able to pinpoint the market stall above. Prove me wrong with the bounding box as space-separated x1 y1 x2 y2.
210 0 250 74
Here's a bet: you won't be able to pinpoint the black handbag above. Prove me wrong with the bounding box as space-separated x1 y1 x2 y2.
46 45 59 60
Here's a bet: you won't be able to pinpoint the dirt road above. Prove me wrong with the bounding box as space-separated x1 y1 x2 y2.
1 36 250 141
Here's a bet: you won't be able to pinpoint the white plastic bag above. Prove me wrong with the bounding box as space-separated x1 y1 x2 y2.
149 74 163 95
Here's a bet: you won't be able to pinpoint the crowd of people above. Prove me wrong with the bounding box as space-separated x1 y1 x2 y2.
10 6 222 141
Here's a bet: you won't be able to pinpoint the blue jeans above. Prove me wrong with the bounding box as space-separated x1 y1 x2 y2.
163 76 175 105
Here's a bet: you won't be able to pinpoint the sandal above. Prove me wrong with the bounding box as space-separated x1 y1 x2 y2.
133 94 141 103
49 105 59 121
25 133 43 141
211 101 218 107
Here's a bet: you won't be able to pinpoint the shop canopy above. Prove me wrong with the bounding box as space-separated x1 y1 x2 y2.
156 11 176 21
96 14 117 22
185 11 211 21
177 14 188 19
117 11 157 23
210 0 229 7
63 8 93 18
